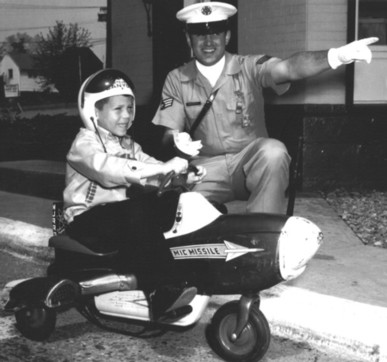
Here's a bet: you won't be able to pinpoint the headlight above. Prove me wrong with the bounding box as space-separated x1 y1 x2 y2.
278 216 323 281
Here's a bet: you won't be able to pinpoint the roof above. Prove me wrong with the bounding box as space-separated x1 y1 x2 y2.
7 52 37 71
63 47 103 65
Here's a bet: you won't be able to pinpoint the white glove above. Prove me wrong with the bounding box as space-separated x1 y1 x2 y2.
173 131 203 157
328 37 379 69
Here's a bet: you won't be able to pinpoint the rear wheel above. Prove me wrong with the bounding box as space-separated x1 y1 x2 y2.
15 303 56 341
207 301 270 362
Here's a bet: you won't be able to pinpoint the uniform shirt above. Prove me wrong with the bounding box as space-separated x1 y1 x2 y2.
152 52 290 157
63 126 162 223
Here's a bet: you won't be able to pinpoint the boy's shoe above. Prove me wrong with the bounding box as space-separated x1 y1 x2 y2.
158 305 193 322
150 285 197 322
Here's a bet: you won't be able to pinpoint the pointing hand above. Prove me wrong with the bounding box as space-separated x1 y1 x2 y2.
328 37 379 69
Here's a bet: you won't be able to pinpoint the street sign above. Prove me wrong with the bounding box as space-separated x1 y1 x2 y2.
4 84 19 98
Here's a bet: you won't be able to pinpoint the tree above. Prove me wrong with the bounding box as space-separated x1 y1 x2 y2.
34 21 92 97
0 33 39 57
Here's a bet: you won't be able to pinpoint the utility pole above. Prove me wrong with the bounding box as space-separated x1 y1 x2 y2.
98 3 110 67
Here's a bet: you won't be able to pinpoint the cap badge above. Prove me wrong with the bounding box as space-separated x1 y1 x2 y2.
111 78 129 90
201 6 212 16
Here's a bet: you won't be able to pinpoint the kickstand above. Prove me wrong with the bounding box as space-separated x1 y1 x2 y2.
286 136 303 216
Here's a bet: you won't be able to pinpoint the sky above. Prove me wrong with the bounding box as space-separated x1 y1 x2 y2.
0 0 107 64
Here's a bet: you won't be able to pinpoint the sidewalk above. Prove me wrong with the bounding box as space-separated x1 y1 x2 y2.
1 179 387 360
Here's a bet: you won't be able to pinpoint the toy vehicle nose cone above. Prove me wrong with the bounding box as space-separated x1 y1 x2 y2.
278 216 323 281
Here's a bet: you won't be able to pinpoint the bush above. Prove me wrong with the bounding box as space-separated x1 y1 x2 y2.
0 112 81 161
0 104 164 162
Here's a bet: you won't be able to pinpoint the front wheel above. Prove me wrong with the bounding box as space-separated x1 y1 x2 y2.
207 301 270 362
15 303 56 341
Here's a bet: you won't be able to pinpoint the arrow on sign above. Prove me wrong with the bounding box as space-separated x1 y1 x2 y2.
224 240 264 261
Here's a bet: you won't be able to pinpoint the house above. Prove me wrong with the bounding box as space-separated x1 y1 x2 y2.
0 52 43 96
0 47 103 103
108 0 387 190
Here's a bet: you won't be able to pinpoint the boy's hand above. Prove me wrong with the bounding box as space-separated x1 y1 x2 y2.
328 37 379 69
186 165 206 185
164 157 188 175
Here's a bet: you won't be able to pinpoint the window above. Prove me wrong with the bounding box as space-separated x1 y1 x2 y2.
8 69 13 80
353 0 387 104
358 0 387 44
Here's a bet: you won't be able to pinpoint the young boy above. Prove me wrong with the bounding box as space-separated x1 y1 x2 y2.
63 69 206 321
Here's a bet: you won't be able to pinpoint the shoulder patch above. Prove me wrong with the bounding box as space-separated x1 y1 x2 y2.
256 55 272 65
160 97 174 110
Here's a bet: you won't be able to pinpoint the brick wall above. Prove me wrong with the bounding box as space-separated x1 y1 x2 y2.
303 106 387 190
267 104 387 191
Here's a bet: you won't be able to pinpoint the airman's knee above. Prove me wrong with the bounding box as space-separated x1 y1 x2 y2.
257 139 290 165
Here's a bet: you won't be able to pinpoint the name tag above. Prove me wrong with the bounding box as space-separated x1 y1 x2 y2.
186 101 201 107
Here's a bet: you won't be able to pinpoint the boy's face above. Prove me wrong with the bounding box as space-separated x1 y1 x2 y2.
95 95 134 137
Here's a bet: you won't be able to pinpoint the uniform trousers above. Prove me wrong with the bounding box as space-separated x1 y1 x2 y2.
192 138 291 214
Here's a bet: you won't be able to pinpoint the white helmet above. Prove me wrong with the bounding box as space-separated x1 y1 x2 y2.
78 69 136 130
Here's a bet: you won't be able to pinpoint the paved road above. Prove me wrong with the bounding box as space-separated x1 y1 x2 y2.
0 249 364 362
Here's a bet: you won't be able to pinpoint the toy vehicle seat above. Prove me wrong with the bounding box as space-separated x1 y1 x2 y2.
51 201 118 257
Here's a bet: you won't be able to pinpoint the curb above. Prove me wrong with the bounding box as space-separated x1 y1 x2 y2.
0 217 53 261
260 285 387 362
212 285 387 362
